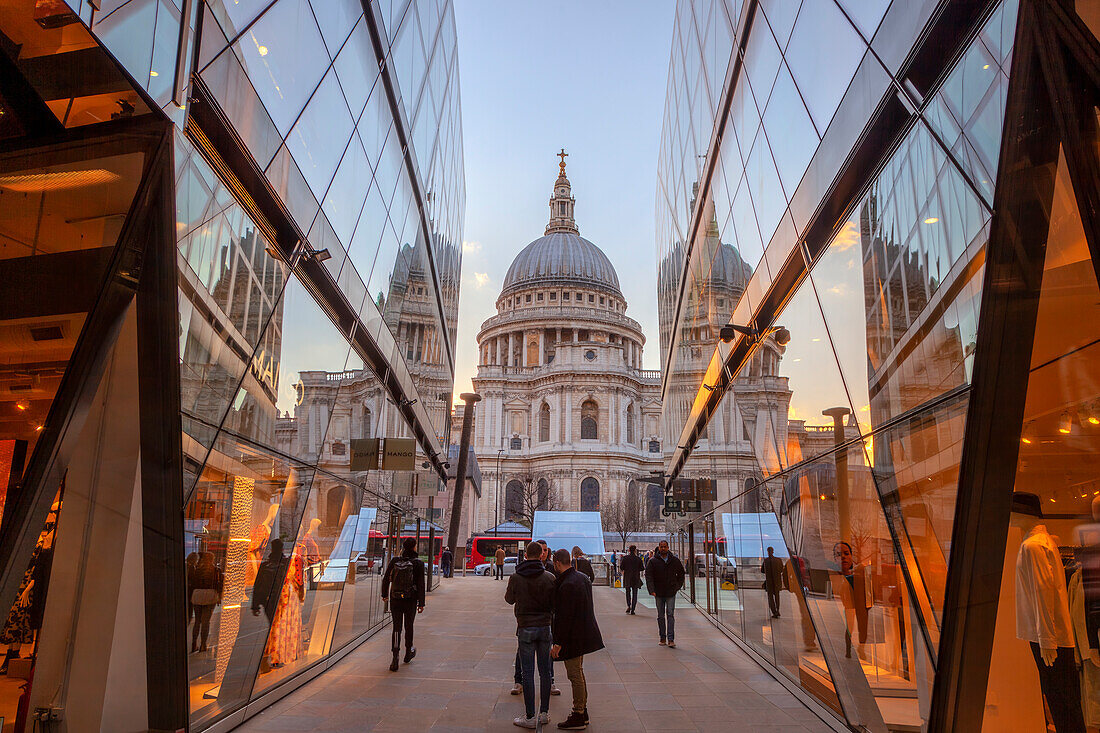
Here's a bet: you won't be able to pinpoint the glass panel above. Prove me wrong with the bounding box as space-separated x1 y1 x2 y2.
233 0 329 136
0 142 145 460
785 3 866 133
984 146 1100 732
763 62 820 196
184 435 317 729
251 480 363 696
285 69 355 199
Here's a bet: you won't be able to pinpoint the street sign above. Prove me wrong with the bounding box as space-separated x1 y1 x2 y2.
663 497 682 513
670 478 693 500
682 499 702 513
694 479 716 502
381 437 417 471
349 439 379 471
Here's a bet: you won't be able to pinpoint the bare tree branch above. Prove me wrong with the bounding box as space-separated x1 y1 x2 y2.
506 475 560 529
602 487 646 550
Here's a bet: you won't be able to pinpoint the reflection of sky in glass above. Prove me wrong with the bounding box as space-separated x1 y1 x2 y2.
720 513 788 559
532 511 605 555
810 219 873 434
275 278 354 415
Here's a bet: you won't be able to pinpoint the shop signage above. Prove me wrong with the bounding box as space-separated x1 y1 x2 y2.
682 499 702 513
381 437 417 471
670 478 715 501
349 439 379 471
392 472 419 496
663 497 682 514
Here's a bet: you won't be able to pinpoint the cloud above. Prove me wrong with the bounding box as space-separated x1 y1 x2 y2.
831 220 860 252
463 240 482 254
473 272 490 289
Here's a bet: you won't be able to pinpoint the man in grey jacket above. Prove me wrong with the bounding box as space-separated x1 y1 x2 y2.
505 541 557 728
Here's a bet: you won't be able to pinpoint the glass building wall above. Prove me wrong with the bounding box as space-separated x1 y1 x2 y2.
0 0 463 731
657 0 1100 731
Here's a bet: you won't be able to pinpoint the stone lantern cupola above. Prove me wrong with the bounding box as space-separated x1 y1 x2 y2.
545 148 579 235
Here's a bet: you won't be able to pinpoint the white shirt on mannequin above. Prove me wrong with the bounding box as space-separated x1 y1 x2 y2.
1016 524 1074 649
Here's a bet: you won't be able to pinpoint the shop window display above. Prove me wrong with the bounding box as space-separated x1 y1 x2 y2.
983 147 1100 731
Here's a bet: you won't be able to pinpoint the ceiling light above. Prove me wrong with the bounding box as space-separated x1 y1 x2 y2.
982 64 990 70
0 169 121 192
34 425 43 432
1059 411 1074 434
1086 402 1100 425
924 217 939 224
16 401 28 411
258 45 269 56
149 71 159 77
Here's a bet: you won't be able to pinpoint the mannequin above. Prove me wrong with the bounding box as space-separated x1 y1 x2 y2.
1013 491 1085 732
830 541 871 659
1069 494 1100 725
0 504 57 674
248 503 280 586
265 539 304 668
300 517 322 586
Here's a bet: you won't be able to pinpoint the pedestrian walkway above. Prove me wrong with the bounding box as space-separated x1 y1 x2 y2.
236 576 834 732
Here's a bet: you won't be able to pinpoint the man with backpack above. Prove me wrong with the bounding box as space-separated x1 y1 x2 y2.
381 538 426 672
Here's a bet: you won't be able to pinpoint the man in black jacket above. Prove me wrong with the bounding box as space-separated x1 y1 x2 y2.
381 538 426 672
551 549 604 730
570 546 594 582
511 540 560 698
644 540 685 647
505 541 557 728
620 545 644 615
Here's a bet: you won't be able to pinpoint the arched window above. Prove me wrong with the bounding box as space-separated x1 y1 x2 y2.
580 400 598 440
580 477 599 511
326 486 349 527
510 436 522 450
648 439 660 453
646 483 664 522
539 403 550 442
505 480 525 520
626 406 635 445
537 478 549 510
361 407 372 439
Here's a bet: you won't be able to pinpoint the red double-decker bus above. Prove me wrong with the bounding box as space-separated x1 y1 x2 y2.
465 533 531 569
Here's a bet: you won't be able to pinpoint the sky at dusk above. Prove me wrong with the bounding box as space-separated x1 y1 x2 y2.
451 1 676 395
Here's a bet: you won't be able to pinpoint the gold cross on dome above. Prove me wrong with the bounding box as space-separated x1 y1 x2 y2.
558 148 568 175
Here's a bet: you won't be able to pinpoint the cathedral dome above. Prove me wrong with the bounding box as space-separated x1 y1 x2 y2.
502 232 621 296
500 151 621 298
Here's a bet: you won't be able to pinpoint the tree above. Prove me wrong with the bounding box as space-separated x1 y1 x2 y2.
602 486 646 550
508 475 560 529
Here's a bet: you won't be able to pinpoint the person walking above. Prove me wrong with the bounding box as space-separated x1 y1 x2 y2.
495 546 507 580
381 538 426 672
761 546 785 618
551 548 604 730
620 545 644 614
610 551 618 583
189 552 223 653
441 546 453 578
505 541 557 728
645 540 685 648
571 546 594 582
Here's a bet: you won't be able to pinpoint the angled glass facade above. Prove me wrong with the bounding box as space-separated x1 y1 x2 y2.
657 0 1100 730
0 0 463 730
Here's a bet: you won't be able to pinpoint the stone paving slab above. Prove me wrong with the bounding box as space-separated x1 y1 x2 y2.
235 575 833 732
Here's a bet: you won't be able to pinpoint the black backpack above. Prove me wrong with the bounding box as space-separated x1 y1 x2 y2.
390 557 417 600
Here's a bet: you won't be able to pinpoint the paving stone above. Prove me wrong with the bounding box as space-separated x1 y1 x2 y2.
233 577 833 732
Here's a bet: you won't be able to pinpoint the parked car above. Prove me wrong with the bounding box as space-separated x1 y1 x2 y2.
474 556 518 576
354 553 383 575
694 553 736 581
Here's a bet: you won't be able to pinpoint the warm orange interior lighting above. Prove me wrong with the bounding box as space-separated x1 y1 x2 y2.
0 169 121 192
15 402 28 411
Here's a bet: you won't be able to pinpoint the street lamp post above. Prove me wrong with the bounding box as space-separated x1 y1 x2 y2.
446 392 481 565
496 447 505 531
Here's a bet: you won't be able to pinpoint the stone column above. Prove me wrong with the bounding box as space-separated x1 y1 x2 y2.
508 332 515 367
538 330 545 365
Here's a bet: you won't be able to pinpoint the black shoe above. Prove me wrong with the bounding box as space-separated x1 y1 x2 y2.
583 709 589 723
404 647 416 663
389 652 400 672
557 711 587 729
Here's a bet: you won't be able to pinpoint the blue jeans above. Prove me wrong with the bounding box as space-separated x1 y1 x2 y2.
655 595 676 641
626 586 638 611
515 650 553 683
516 626 553 718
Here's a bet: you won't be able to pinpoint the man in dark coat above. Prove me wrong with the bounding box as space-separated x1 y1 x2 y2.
644 540 685 647
440 547 453 578
761 546 785 618
551 548 604 730
620 545 644 614
505 541 557 728
381 538 427 671
571 546 594 582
